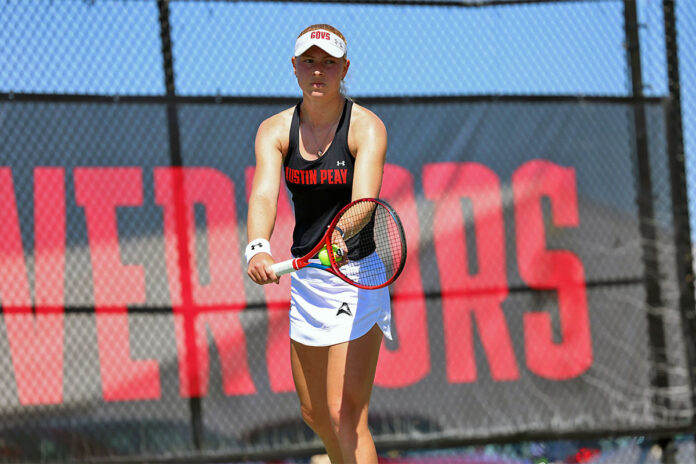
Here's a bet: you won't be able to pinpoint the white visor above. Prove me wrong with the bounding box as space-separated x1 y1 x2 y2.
294 29 346 58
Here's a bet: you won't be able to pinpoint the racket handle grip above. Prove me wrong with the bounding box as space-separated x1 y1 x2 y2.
270 259 296 276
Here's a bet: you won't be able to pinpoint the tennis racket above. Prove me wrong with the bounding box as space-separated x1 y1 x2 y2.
270 197 407 290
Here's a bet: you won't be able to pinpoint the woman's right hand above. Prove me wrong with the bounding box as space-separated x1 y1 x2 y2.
247 253 280 285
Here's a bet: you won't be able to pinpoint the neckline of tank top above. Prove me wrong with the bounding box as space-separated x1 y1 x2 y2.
297 99 348 163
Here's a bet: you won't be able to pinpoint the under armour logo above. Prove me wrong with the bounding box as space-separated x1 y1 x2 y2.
337 161 345 167
250 242 264 250
336 302 353 317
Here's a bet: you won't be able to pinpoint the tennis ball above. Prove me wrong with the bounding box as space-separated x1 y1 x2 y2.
319 244 342 266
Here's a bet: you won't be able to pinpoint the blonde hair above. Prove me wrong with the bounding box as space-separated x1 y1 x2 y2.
297 24 349 96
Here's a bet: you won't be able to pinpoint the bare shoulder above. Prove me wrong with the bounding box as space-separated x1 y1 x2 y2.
348 102 387 153
256 106 295 154
350 102 387 135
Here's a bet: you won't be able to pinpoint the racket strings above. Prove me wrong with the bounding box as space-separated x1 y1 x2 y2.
333 201 405 288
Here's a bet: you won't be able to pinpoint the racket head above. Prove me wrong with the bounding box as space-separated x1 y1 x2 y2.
326 198 407 289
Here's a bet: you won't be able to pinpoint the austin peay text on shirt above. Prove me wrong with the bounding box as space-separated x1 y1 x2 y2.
285 166 348 186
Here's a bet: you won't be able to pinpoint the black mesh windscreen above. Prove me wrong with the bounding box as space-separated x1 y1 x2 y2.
1 1 694 463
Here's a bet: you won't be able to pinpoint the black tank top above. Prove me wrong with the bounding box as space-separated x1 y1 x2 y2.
284 99 354 257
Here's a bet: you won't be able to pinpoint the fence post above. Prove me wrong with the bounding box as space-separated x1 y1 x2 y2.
156 0 204 452
623 0 671 425
663 0 696 436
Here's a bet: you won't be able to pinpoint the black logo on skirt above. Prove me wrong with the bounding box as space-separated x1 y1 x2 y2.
336 302 353 317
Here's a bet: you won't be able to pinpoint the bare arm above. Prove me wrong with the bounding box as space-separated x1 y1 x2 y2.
350 105 388 201
247 114 286 285
331 106 387 245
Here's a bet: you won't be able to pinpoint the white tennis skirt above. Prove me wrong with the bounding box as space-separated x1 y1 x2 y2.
289 252 393 347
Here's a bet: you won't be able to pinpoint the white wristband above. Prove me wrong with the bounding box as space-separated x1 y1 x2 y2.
245 238 272 264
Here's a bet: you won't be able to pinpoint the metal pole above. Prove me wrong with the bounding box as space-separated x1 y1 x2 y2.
623 0 672 441
663 0 696 436
157 0 204 452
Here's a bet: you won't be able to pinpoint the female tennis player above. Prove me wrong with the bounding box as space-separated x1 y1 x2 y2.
246 24 390 464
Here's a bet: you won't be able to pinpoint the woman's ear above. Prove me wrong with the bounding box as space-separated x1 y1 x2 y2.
291 56 297 75
342 59 350 79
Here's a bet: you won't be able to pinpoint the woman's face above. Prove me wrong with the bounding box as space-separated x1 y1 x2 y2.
293 45 349 98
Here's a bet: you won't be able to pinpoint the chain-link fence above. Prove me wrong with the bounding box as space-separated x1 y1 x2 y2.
678 1 696 264
0 1 694 463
